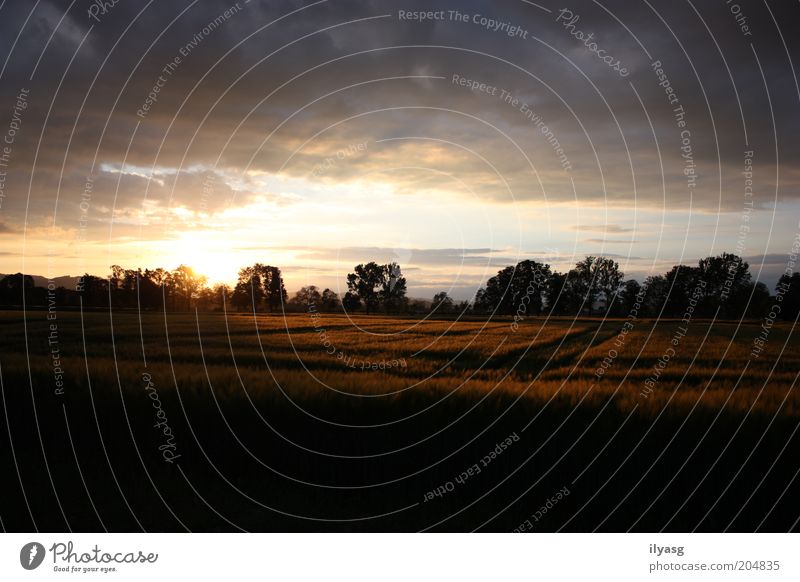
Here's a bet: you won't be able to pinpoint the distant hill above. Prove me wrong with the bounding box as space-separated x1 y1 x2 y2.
0 273 84 290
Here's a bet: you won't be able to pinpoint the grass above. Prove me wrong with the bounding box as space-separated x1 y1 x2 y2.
1 309 798 532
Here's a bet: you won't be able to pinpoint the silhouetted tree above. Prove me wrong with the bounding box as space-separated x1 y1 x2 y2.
699 253 750 305
473 287 489 313
213 284 231 311
615 279 642 316
111 269 126 306
347 262 383 314
195 287 218 311
726 281 770 319
77 273 108 307
545 271 570 315
320 288 341 311
479 265 515 314
641 274 667 316
513 260 551 315
140 269 167 309
0 273 35 305
144 267 170 287
347 262 407 314
382 262 408 313
232 265 264 311
568 256 624 314
546 268 592 316
778 272 800 320
476 260 551 315
232 264 286 312
289 285 322 311
108 266 151 308
264 265 288 312
342 291 361 311
662 265 704 317
431 291 454 313
170 264 206 311
121 269 140 306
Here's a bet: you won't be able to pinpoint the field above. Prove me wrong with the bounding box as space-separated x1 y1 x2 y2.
1 309 799 532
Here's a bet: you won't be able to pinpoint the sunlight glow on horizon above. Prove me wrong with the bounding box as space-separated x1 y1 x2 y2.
2 164 796 298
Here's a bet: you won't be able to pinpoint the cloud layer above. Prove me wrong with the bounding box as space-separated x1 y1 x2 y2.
0 0 798 295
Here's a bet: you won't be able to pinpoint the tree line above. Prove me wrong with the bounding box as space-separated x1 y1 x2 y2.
0 261 410 314
1 253 799 320
466 253 796 320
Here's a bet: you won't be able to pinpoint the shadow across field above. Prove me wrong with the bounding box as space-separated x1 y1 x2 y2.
0 311 798 532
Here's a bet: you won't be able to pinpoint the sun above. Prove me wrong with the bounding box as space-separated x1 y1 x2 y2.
152 226 301 287
165 232 239 285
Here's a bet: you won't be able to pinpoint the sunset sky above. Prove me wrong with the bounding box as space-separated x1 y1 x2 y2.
0 0 798 299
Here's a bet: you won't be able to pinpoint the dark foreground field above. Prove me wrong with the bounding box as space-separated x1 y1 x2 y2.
0 309 798 532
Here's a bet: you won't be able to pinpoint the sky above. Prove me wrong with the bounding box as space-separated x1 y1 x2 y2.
0 0 798 299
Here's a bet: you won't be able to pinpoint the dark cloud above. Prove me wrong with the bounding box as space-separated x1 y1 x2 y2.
275 245 517 266
745 253 794 266
0 0 798 260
